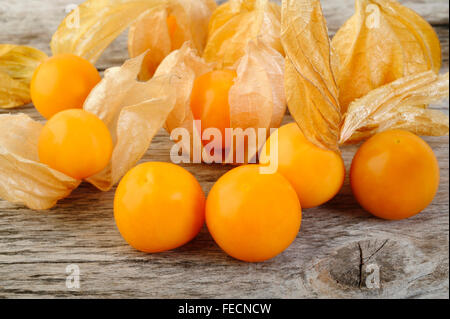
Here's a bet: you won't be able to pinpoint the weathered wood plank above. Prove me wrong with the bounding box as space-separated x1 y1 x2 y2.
0 109 448 298
0 0 449 299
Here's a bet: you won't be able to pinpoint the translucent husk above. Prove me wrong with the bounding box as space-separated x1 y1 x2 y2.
0 72 30 109
340 71 449 144
229 40 285 161
281 0 448 152
84 53 178 191
128 0 217 80
281 0 341 152
203 0 283 68
155 40 285 162
0 114 80 210
345 106 450 144
332 0 442 111
51 0 215 75
0 54 178 209
0 44 48 109
128 7 172 81
51 0 164 63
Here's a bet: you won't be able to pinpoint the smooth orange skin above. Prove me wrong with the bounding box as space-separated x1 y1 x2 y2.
114 162 206 253
31 54 101 119
260 123 346 209
190 69 237 148
38 109 113 180
350 130 440 220
206 165 302 262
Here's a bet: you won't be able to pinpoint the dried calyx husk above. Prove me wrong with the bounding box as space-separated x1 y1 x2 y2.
128 0 217 80
332 0 442 111
51 0 216 79
1 0 286 209
155 40 286 162
203 0 283 68
0 53 177 209
84 53 177 191
0 44 48 109
282 0 341 151
0 114 80 210
281 0 449 152
340 71 449 144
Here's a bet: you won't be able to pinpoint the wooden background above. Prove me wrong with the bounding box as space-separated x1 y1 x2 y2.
0 0 449 299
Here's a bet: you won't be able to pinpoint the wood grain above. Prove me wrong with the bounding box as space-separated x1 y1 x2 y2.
0 0 449 299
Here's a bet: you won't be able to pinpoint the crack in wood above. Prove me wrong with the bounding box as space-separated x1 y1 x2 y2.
366 240 390 262
358 240 389 289
358 243 364 288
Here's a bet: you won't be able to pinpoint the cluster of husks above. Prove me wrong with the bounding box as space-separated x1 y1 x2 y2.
282 0 448 151
0 0 448 210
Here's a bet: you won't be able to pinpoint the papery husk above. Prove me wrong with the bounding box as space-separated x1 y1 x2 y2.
51 0 163 64
84 53 178 191
281 0 341 152
128 7 172 81
0 72 30 109
345 106 449 144
340 71 449 144
380 106 449 137
166 0 217 52
128 0 216 80
203 0 283 68
0 114 80 210
332 0 442 111
0 44 48 109
154 42 214 160
0 45 48 84
228 40 286 161
155 40 285 163
51 0 215 73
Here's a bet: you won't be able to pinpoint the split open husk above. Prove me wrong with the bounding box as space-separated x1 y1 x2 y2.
281 0 448 152
203 0 283 68
84 53 178 191
0 44 48 109
155 40 286 163
332 0 442 111
128 0 216 80
51 0 163 63
340 71 449 144
51 0 215 76
0 54 178 209
281 0 341 152
0 114 80 210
